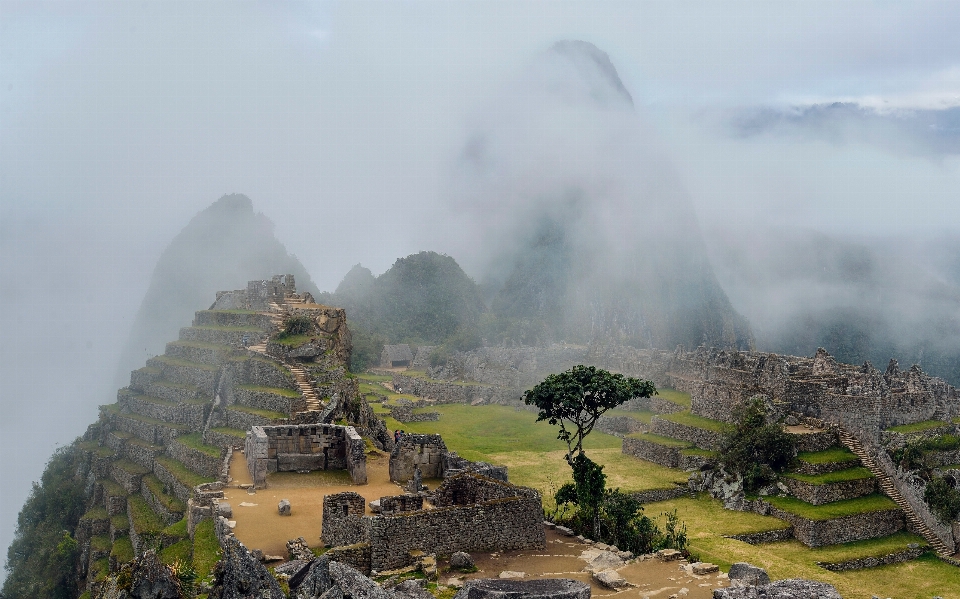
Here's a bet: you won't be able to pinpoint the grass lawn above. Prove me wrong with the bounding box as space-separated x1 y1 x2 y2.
798 446 858 464
654 388 692 408
765 494 897 520
658 411 731 433
887 420 949 434
783 467 873 485
625 432 691 447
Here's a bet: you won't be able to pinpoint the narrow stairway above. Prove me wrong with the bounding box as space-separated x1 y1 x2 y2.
837 427 954 558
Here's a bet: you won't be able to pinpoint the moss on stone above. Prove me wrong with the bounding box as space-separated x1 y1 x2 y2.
142 474 187 513
192 519 221 580
176 433 223 459
154 456 215 489
766 493 898 520
783 467 873 485
111 536 134 564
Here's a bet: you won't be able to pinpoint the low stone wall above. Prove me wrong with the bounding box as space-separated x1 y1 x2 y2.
630 486 691 504
179 325 266 348
927 449 960 468
147 358 218 397
622 436 684 469
143 380 205 404
368 478 544 571
392 374 518 405
102 484 128 517
166 438 223 479
164 341 235 367
650 417 723 451
792 430 838 453
122 439 164 471
795 457 861 476
783 476 876 506
379 495 423 515
111 461 146 495
154 460 193 504
765 503 904 547
129 367 160 392
205 429 246 450
817 545 927 571
243 357 297 392
118 391 207 429
114 413 186 447
389 405 441 423
596 415 646 437
192 309 274 330
234 386 296 414
725 527 795 545
880 423 956 449
325 543 372 576
245 424 367 487
442 452 509 482
141 482 184 526
221 406 279 431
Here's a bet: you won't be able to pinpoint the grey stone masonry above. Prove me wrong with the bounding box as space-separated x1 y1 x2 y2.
368 473 545 571
390 434 447 482
650 416 723 451
245 424 367 488
817 545 927 571
782 475 877 505
766 503 904 547
322 492 369 548
166 437 223 479
791 429 838 453
621 436 685 469
379 494 423 515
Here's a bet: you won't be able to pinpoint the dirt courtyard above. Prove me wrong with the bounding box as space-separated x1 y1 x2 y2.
223 450 730 597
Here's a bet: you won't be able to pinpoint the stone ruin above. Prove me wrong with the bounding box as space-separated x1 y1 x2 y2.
381 344 414 368
388 433 508 484
212 273 306 311
245 423 367 488
320 472 546 573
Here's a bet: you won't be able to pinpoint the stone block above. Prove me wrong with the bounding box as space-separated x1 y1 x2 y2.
278 499 291 516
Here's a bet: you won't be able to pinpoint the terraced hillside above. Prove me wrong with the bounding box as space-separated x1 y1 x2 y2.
71 281 370 596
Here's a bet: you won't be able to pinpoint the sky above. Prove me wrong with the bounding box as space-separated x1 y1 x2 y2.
2 0 960 569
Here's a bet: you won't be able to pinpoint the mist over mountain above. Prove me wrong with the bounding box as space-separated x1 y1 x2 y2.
706 225 960 385
446 41 753 350
117 194 319 383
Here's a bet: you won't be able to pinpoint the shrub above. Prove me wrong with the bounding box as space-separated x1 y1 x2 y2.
924 476 960 524
720 397 796 493
277 315 314 339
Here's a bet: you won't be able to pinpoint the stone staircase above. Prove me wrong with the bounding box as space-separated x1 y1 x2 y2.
288 362 322 411
245 300 322 413
838 427 955 558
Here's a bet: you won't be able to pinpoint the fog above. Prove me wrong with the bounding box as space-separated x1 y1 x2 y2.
2 0 960 568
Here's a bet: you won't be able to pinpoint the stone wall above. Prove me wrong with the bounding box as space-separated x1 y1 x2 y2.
724 527 795 545
765 503 904 547
621 436 684 469
792 430 839 453
322 492 369 548
650 417 723 451
391 374 515 405
817 546 927 571
596 415 646 437
244 424 367 488
379 494 423 515
234 386 297 415
782 476 877 506
629 486 691 504
389 434 447 483
165 438 223 479
367 474 545 571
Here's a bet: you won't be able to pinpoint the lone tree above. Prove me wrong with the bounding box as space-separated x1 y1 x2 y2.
523 365 656 464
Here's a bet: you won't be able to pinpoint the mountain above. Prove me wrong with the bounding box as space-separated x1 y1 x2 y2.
448 40 753 350
117 194 319 382
320 251 486 349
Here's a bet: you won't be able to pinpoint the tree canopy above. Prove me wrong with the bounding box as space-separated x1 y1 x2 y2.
523 364 655 462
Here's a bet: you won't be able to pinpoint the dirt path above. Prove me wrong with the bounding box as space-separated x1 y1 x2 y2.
462 530 728 598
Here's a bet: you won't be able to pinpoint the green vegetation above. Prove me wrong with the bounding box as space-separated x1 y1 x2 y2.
887 420 948 434
192 519 221 581
783 467 873 485
90 534 111 553
129 495 164 538
798 446 858 465
177 433 224 459
655 389 692 408
627 432 691 448
159 538 193 565
274 333 315 347
163 517 188 540
111 514 130 533
923 475 960 524
155 456 216 489
152 354 219 371
765 493 898 520
143 474 187 513
111 536 135 564
606 408 654 424
659 411 731 433
100 479 128 499
3 444 86 599
78 440 116 459
681 448 718 458
80 506 109 522
720 397 796 492
237 384 300 397
210 427 247 439
523 365 656 462
892 434 960 470
112 459 150 477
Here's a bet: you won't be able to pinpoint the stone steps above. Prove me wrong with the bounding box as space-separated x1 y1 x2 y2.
838 427 954 557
